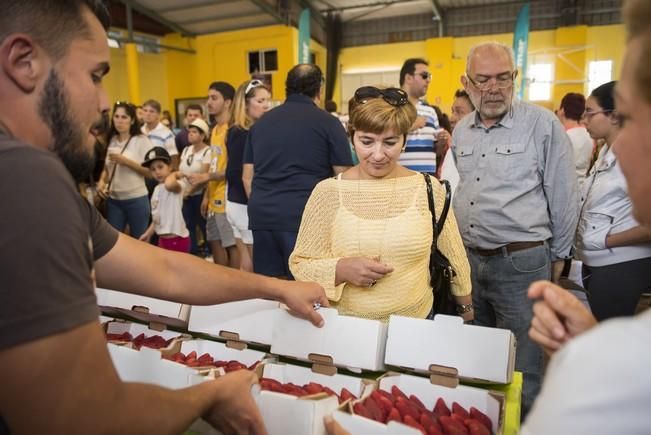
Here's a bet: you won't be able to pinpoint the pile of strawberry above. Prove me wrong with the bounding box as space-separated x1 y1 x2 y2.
259 377 358 405
353 386 493 435
106 332 174 350
163 350 260 372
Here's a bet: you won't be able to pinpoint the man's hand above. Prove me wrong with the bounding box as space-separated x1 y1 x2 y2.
324 415 351 435
551 260 565 284
528 280 597 356
336 257 394 288
411 116 427 131
200 195 208 218
107 153 127 165
202 370 267 435
279 280 330 328
436 129 451 144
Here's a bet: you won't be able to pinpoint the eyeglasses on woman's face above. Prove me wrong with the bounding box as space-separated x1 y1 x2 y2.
354 86 409 107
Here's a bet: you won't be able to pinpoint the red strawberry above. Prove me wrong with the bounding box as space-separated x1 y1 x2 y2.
409 394 427 410
403 415 427 435
386 407 402 423
353 402 372 420
426 424 444 435
469 407 492 432
420 410 441 432
197 353 214 364
433 398 451 418
364 396 385 422
322 386 337 397
213 360 227 368
439 416 469 435
371 391 393 415
391 385 409 401
452 402 469 419
396 399 420 422
303 382 324 395
465 418 491 435
186 351 197 360
377 389 395 404
340 388 357 403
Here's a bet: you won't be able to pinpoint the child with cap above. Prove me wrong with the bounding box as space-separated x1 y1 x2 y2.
180 118 212 256
139 146 191 253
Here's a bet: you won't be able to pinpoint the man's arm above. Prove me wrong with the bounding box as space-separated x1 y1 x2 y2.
0 321 266 435
606 225 651 248
243 163 254 198
95 234 328 326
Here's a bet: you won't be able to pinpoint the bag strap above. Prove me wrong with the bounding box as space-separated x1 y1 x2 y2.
106 135 133 191
422 173 439 246
436 179 452 235
422 174 452 240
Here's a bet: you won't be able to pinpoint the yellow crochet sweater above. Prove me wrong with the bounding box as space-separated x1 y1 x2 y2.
289 173 471 323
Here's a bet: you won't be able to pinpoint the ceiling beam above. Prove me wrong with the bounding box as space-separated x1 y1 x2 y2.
177 11 268 25
118 0 196 36
320 0 423 14
248 0 287 24
156 0 242 14
431 0 443 37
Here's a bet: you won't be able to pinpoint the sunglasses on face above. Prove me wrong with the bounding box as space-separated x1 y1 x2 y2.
245 79 265 95
416 72 431 80
354 86 409 107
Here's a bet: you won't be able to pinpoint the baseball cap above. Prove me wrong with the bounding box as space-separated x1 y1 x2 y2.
141 146 171 168
188 118 210 137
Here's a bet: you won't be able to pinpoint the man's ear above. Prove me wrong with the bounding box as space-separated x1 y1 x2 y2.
460 75 469 90
0 34 46 93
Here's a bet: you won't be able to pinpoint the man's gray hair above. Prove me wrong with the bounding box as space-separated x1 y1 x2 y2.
465 41 516 74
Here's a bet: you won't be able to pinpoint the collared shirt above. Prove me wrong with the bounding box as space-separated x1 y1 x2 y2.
141 122 178 156
576 144 651 266
451 101 578 260
399 101 439 174
243 94 352 232
565 125 594 186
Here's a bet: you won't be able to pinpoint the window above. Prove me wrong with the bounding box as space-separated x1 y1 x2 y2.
527 63 553 101
588 60 613 94
248 49 278 74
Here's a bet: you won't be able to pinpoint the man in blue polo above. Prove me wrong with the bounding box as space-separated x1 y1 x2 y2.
243 64 352 278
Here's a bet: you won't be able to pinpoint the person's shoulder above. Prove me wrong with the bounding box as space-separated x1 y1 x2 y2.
517 101 556 121
0 141 74 185
312 176 339 194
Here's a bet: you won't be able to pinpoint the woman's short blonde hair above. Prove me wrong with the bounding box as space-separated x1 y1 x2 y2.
624 0 651 105
231 80 268 130
349 96 417 137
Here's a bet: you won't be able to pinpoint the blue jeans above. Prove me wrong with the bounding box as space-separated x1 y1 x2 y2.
183 193 207 256
467 243 550 420
106 195 150 239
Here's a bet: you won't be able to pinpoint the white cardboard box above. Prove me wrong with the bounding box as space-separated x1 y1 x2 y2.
331 410 421 435
262 361 371 399
96 287 190 329
270 307 387 372
378 373 504 434
105 320 187 350
188 299 280 346
385 314 516 384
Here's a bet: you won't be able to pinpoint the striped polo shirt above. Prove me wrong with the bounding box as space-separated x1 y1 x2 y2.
399 101 439 174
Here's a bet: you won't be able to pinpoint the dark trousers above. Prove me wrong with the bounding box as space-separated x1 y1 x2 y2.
252 230 298 278
583 257 651 321
183 194 207 256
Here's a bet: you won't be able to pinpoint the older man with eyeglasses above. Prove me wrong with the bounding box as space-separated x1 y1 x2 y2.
450 41 579 419
399 58 441 175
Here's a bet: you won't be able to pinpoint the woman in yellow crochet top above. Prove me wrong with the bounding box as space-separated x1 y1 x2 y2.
289 87 473 323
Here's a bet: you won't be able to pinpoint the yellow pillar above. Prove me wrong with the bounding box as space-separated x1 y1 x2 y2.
553 26 588 109
125 42 141 105
424 37 454 112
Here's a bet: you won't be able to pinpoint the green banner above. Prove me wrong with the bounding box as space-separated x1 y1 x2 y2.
512 3 530 100
298 8 311 64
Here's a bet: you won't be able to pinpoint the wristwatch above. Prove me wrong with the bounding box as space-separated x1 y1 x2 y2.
456 303 474 315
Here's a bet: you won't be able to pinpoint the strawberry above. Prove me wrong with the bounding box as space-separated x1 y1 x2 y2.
403 415 427 435
371 391 393 415
303 382 324 395
396 398 420 422
433 397 451 418
452 402 469 419
409 394 427 410
377 389 395 404
439 415 469 435
353 402 372 420
469 407 492 432
386 407 402 424
426 424 444 435
465 418 491 435
340 388 357 403
391 385 409 401
186 351 197 360
364 396 385 422
420 410 441 432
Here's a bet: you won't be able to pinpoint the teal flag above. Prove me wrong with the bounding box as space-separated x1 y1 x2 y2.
512 3 530 100
298 8 311 64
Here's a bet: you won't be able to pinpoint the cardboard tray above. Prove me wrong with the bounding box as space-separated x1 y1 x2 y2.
270 307 388 373
385 314 516 385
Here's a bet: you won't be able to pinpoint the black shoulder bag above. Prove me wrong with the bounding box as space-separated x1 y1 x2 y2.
422 173 458 316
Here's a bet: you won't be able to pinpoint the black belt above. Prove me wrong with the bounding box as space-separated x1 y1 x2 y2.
471 241 544 256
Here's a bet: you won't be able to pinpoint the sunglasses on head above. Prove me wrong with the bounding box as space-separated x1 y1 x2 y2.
245 79 265 95
354 86 409 107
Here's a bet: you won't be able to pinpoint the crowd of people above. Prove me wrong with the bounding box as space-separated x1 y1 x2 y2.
2 0 651 434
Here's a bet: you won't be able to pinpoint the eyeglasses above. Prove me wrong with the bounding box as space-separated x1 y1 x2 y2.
466 72 516 91
416 72 432 81
583 109 613 120
245 79 265 95
354 86 409 107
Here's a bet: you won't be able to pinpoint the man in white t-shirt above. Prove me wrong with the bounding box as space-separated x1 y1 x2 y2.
141 99 179 170
399 58 440 175
557 93 593 186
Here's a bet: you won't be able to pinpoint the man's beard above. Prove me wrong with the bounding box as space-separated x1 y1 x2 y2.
38 69 97 184
469 91 511 120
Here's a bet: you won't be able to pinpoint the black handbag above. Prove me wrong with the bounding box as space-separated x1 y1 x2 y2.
422 173 458 316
